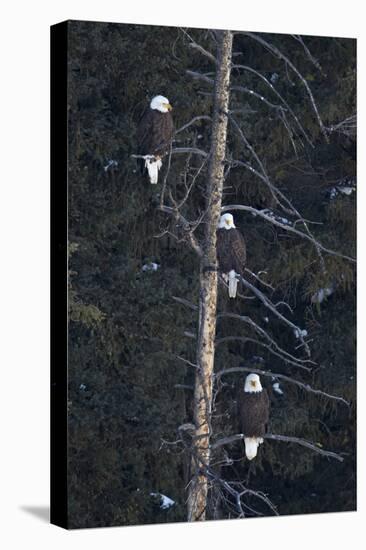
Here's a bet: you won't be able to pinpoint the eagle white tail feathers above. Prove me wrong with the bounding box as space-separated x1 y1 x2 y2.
145 157 162 184
244 436 263 460
228 270 238 298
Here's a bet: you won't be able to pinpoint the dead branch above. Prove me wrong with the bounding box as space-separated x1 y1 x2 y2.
239 275 310 355
327 114 357 137
215 366 349 406
179 28 217 64
292 35 324 75
244 267 275 291
217 312 314 369
215 336 312 371
211 432 344 462
172 295 198 310
240 32 329 142
231 63 314 147
170 147 208 157
158 205 203 257
264 434 344 462
221 204 356 263
175 115 212 135
131 147 208 160
231 84 286 111
186 70 215 85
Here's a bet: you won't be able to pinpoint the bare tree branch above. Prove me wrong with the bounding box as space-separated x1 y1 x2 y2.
179 28 217 64
231 63 314 147
175 115 212 135
217 313 314 369
215 366 349 406
240 32 329 141
264 434 344 462
239 275 310 355
215 336 313 371
221 204 356 263
211 432 344 462
231 84 285 111
292 35 324 75
158 205 203 257
186 70 215 85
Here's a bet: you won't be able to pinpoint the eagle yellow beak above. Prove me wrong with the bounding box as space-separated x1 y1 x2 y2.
250 380 256 387
166 103 173 111
225 219 231 226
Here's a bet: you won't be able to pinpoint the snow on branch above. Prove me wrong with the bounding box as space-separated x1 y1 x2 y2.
214 366 350 406
221 204 356 263
238 274 311 356
217 312 314 369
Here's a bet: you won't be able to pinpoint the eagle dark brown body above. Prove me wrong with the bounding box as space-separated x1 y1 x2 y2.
238 389 270 438
216 227 247 275
137 108 174 159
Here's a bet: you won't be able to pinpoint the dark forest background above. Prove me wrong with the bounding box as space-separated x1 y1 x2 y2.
66 20 356 528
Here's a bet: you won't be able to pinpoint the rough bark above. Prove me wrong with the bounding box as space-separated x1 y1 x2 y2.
187 29 233 522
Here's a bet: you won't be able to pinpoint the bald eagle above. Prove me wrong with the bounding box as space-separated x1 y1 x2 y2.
238 373 270 460
137 95 174 184
217 213 246 298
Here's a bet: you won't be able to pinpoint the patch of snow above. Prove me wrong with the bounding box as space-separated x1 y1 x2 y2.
263 317 269 323
330 188 338 200
329 176 356 200
311 286 334 304
271 72 279 84
79 384 87 391
251 355 265 364
294 328 308 339
104 159 118 172
260 209 293 226
338 187 354 195
150 492 175 509
142 262 160 272
272 382 284 395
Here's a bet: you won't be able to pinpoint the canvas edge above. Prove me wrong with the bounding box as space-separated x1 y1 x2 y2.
50 20 69 530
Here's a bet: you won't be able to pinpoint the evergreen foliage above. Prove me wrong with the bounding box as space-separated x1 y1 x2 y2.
67 21 356 527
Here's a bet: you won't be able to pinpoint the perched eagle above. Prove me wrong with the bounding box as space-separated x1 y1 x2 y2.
217 213 246 298
137 95 174 184
238 373 270 460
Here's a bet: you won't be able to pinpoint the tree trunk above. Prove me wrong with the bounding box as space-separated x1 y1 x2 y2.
187 29 233 522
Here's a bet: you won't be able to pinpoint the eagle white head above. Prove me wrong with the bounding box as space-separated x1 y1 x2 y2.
244 373 263 393
150 95 173 113
218 213 236 230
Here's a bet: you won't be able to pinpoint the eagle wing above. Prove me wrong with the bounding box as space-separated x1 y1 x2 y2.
230 229 246 274
137 109 174 157
137 108 154 156
238 389 270 438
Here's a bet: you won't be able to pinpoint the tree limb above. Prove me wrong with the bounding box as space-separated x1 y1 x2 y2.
221 204 356 263
214 366 350 406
